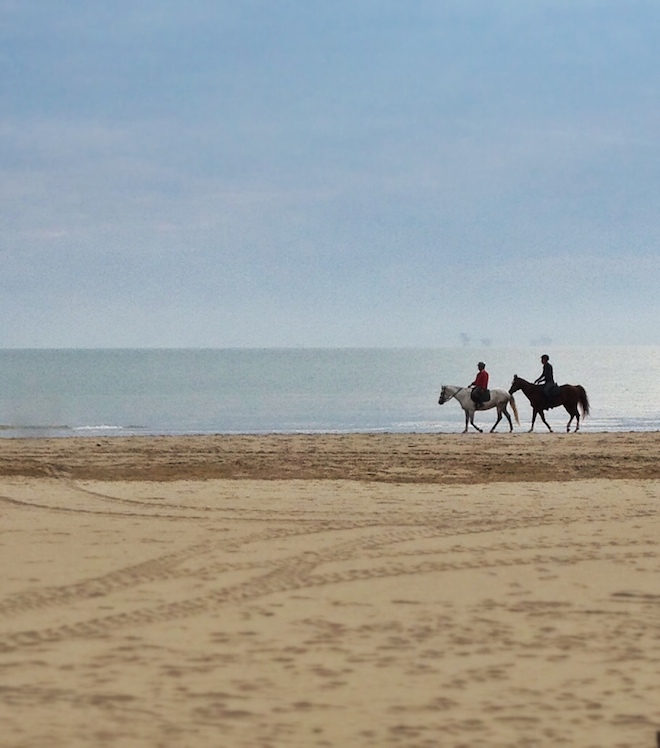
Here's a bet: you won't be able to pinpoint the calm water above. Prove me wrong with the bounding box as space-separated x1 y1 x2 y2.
0 347 658 437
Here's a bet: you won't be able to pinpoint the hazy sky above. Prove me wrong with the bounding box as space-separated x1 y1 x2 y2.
2 0 659 348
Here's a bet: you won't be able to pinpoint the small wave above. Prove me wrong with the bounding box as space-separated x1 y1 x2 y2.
0 424 71 432
72 425 125 432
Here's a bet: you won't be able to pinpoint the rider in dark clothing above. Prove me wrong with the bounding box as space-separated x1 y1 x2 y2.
534 354 555 406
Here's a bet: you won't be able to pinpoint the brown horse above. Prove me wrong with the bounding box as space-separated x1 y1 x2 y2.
509 375 590 433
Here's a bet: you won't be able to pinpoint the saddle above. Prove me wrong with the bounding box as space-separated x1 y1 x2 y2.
545 383 561 408
471 387 490 406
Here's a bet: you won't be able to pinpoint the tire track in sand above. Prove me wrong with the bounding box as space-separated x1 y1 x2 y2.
1 531 656 653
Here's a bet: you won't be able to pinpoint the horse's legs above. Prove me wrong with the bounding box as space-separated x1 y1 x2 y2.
468 408 483 433
538 409 553 432
529 409 540 432
565 410 574 432
565 405 579 432
490 406 513 433
470 416 483 433
490 407 503 433
530 408 552 433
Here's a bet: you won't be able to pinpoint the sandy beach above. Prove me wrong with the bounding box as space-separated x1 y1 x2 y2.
1 432 659 747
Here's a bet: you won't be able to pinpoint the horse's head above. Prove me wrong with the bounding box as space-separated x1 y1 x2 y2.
438 385 459 404
508 375 521 395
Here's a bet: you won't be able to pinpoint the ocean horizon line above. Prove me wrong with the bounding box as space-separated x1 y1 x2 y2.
1 343 658 352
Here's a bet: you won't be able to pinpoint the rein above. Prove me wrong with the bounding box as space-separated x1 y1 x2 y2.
443 386 466 403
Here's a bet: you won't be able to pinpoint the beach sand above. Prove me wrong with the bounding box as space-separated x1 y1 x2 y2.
0 432 659 747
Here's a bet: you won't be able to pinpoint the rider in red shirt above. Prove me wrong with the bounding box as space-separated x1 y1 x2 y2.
470 361 489 405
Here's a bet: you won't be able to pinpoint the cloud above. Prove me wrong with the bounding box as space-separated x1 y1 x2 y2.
1 1 660 346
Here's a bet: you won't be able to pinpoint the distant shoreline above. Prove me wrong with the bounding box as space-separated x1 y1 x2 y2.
1 431 658 483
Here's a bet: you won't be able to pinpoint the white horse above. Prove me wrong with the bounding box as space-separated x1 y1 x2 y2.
438 385 520 433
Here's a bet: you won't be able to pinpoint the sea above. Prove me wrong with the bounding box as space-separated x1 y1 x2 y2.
0 347 658 438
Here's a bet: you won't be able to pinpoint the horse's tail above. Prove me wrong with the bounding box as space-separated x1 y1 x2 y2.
509 393 520 426
577 385 590 417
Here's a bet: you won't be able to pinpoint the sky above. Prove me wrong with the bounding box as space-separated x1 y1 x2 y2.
2 0 659 348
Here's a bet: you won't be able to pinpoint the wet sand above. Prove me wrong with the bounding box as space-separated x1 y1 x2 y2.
0 430 659 483
0 433 659 747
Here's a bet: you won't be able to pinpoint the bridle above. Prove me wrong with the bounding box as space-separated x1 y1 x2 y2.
439 385 465 404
